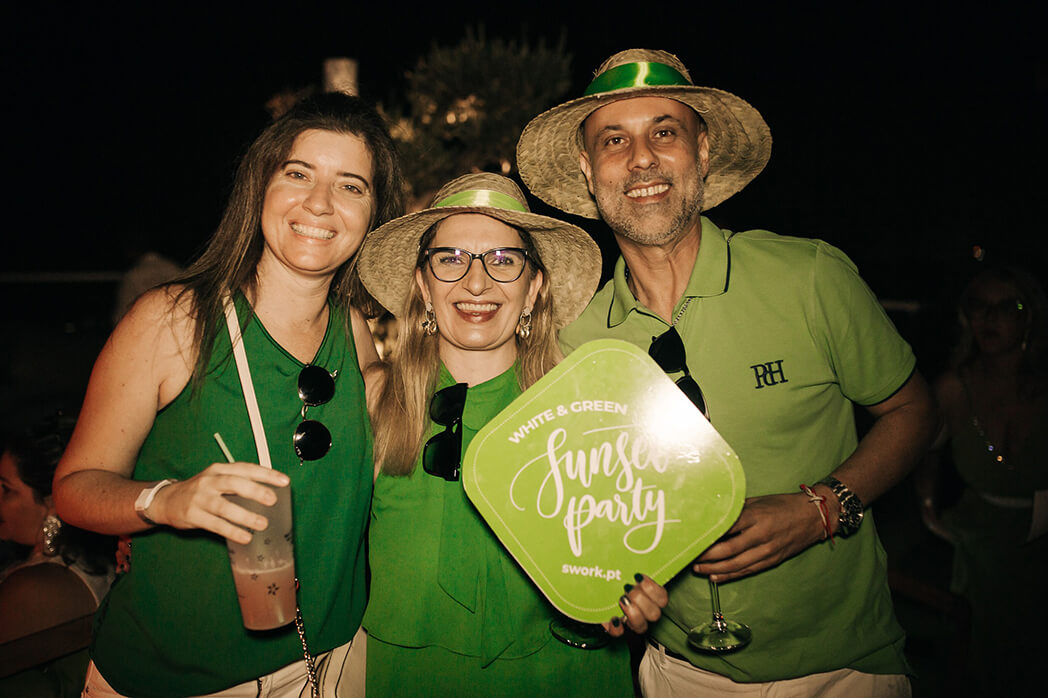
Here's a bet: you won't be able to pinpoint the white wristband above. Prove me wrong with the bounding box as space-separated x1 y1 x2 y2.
134 479 176 526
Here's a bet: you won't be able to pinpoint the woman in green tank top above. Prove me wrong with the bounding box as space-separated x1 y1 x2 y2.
357 173 666 696
52 94 404 697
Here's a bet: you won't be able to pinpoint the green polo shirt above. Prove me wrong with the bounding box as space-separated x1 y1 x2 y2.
560 217 914 682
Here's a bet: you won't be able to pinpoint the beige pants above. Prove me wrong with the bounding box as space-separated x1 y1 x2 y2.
639 642 911 697
83 627 366 698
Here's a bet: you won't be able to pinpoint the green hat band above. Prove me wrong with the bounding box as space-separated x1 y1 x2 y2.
583 61 692 97
434 189 527 212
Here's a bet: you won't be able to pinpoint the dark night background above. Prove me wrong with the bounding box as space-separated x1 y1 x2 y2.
4 2 1043 277
2 0 1044 422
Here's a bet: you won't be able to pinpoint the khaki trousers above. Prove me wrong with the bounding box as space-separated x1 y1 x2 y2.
83 627 366 698
639 642 910 697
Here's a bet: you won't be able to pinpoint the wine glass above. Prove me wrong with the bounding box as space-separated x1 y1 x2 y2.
662 578 751 653
647 329 751 652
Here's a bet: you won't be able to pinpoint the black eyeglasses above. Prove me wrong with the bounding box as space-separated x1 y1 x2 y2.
422 382 468 481
649 326 708 419
424 247 530 283
293 365 337 463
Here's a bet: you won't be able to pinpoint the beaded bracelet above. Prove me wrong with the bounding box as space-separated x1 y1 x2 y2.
800 483 834 546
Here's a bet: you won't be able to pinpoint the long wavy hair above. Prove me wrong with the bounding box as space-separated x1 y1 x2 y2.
3 413 116 575
371 221 560 475
951 266 1048 380
170 92 404 383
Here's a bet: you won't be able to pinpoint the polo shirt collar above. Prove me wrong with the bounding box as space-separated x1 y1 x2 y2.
608 216 730 326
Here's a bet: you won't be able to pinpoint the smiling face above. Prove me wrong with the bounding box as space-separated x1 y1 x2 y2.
579 96 709 248
416 213 543 377
259 129 375 280
0 450 49 548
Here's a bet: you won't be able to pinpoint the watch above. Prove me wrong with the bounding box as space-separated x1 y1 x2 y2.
818 475 864 537
134 479 176 526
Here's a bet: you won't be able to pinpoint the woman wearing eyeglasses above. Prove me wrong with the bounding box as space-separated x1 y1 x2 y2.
918 266 1048 696
52 93 403 697
356 173 665 695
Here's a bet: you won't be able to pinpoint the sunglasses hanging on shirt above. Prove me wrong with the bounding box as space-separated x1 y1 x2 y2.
422 382 468 481
648 326 709 419
293 365 337 463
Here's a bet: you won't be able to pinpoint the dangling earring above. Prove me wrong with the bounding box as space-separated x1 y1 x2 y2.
516 309 532 339
42 514 62 556
421 303 438 336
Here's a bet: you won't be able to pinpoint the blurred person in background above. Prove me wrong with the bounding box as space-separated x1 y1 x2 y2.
920 265 1048 696
0 412 116 696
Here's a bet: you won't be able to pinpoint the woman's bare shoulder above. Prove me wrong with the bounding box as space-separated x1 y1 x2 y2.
117 285 195 343
105 285 199 409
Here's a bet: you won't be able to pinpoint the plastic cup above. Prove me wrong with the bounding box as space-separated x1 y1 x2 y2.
224 484 297 630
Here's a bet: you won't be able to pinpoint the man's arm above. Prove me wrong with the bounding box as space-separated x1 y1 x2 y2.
693 371 939 582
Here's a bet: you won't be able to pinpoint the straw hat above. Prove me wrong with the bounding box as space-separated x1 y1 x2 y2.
357 172 601 328
516 48 772 219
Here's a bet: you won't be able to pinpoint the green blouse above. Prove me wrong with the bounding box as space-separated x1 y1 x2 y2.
365 364 555 664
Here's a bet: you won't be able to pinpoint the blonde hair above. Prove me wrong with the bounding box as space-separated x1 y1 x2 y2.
370 223 560 475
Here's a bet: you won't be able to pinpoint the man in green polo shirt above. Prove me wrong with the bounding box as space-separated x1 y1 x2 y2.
517 48 938 696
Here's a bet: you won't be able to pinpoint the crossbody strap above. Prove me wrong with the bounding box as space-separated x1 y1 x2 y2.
222 295 318 695
223 295 272 470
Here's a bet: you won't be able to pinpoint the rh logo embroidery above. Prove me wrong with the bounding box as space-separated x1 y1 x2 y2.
751 360 788 389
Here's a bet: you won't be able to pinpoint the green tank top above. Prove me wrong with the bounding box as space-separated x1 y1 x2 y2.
91 295 373 697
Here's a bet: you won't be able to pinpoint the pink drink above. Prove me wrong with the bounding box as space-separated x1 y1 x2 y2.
224 484 297 630
230 561 297 630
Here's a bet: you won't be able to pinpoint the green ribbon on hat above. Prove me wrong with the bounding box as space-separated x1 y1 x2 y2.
583 61 692 97
434 189 527 212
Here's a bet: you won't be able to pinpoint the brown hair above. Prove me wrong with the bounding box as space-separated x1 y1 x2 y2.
172 92 404 383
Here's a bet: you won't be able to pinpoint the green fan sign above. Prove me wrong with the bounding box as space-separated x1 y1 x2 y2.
463 339 745 623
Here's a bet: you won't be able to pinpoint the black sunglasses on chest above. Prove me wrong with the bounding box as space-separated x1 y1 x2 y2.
293 365 337 463
423 382 468 481
649 326 709 419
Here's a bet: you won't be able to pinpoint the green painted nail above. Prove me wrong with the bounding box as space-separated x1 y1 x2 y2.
623 583 634 593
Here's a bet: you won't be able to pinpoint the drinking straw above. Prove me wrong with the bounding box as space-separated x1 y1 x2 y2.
214 433 235 464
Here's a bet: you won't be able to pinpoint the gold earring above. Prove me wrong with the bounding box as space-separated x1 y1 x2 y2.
421 303 438 336
516 309 532 339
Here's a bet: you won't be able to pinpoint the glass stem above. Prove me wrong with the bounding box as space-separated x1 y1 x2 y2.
708 578 728 631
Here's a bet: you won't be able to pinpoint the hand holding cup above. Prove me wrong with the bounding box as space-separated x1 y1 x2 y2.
145 462 290 544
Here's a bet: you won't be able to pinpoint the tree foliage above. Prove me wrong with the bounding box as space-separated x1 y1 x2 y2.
386 26 572 204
